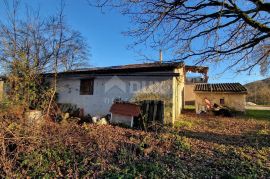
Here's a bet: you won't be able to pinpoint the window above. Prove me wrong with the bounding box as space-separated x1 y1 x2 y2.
80 79 94 95
220 98 225 105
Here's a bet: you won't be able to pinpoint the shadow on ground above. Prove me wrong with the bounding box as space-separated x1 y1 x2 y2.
179 130 270 148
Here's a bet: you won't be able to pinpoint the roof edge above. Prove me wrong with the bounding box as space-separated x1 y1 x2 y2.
45 61 185 76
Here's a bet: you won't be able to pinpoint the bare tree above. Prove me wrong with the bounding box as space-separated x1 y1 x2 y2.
0 0 90 110
91 0 270 75
0 1 89 74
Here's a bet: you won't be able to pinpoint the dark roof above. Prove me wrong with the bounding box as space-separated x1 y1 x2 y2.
110 103 141 117
61 62 183 75
194 83 247 93
44 62 210 78
43 62 186 78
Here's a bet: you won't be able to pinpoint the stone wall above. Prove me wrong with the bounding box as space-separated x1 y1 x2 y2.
195 92 246 113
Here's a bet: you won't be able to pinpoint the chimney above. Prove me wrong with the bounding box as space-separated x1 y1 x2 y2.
159 50 163 63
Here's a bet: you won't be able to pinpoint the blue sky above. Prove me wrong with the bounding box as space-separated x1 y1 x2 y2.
0 0 267 84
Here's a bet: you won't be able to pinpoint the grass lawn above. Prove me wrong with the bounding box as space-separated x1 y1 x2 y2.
184 105 270 120
184 105 196 110
246 109 270 120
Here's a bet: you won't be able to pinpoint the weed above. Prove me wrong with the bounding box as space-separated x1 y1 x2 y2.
117 146 137 165
257 129 269 135
104 160 168 179
174 120 193 129
173 135 191 151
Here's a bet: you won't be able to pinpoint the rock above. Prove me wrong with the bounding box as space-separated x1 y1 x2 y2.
25 110 43 124
63 113 70 120
92 116 98 123
96 118 108 125
246 102 257 106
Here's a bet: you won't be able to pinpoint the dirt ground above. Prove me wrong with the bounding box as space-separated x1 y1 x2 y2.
246 105 270 110
1 111 270 178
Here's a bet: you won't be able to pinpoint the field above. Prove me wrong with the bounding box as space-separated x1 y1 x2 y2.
246 109 270 120
0 111 270 178
184 105 270 120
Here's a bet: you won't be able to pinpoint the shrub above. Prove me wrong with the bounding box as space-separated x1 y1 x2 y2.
19 146 76 177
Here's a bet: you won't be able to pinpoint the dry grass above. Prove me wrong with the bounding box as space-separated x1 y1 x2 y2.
0 108 270 178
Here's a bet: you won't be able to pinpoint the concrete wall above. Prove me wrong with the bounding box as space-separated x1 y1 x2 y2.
195 92 246 113
55 68 185 124
184 84 195 105
56 74 176 123
172 67 185 123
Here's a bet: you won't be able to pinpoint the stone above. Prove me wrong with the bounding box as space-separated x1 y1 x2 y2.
96 118 108 125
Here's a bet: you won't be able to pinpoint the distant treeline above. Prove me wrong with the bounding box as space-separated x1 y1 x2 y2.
245 78 270 105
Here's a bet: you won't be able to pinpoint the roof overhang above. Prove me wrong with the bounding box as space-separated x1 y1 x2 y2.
44 62 184 78
194 83 248 94
194 91 248 94
185 65 209 74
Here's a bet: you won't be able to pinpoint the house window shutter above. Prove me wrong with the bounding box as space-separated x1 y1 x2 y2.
80 79 94 95
220 98 225 105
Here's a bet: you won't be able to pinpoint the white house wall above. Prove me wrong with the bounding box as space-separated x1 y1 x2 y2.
172 67 185 123
56 75 174 119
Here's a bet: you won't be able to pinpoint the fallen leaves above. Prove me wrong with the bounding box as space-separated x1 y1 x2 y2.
0 113 269 178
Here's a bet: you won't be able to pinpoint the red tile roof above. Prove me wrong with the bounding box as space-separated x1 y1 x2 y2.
110 103 141 117
194 83 247 93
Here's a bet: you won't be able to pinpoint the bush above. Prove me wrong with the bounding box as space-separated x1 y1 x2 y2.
19 147 76 177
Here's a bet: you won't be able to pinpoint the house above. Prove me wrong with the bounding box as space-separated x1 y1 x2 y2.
45 62 207 124
194 83 248 113
184 66 209 106
0 62 248 123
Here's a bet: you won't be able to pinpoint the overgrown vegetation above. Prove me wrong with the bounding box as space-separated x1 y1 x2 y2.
0 1 89 116
0 109 269 178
